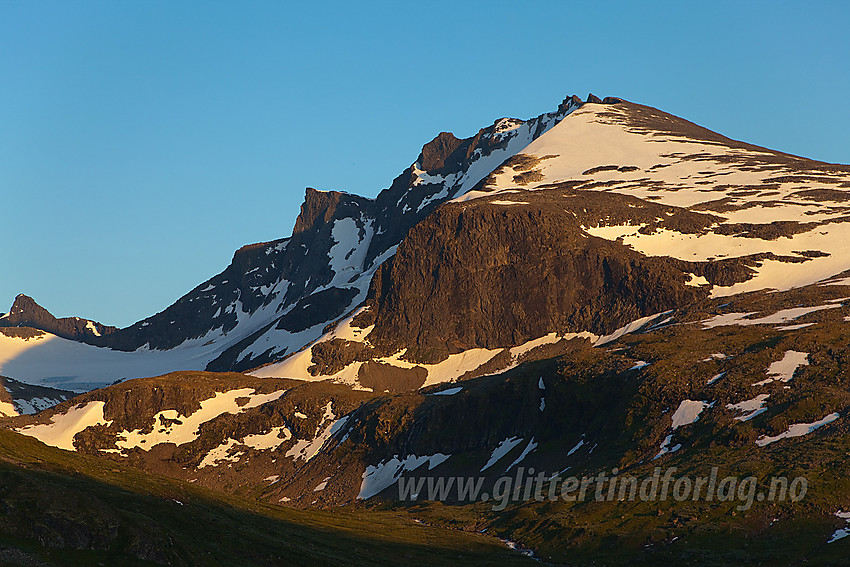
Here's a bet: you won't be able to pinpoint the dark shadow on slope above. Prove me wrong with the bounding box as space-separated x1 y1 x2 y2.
0 428 535 567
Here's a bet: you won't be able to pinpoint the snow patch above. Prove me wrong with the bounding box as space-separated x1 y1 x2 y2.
13 396 66 415
357 453 450 499
286 403 348 462
481 437 523 472
727 394 770 421
654 434 681 459
829 511 850 543
429 387 463 396
506 437 538 471
702 305 840 329
198 426 292 468
752 351 808 386
671 400 712 429
595 312 671 346
16 401 112 451
756 412 840 447
0 399 17 417
653 400 712 459
707 372 726 385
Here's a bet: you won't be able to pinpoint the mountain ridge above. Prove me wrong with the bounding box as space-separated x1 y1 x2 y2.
0 94 589 390
3 94 850 393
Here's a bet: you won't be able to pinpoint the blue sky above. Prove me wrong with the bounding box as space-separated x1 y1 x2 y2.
1 1 848 327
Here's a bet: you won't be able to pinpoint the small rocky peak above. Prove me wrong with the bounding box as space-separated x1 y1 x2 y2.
584 93 626 105
7 294 52 322
292 187 345 234
418 131 464 172
559 94 584 112
2 293 117 341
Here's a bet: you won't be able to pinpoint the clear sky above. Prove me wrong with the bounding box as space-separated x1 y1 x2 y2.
1 0 848 327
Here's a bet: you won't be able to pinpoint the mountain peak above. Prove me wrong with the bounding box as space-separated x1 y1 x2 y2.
583 93 624 105
9 294 51 319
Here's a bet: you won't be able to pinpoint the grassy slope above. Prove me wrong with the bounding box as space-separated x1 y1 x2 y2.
0 429 533 567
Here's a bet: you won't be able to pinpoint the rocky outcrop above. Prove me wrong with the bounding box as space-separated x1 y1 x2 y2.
418 131 465 172
292 187 347 234
364 195 708 363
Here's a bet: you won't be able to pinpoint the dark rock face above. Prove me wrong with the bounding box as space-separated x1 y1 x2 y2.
276 287 359 333
586 93 603 104
418 131 464 172
0 327 45 340
357 361 427 393
292 187 345 234
365 196 708 363
0 295 116 345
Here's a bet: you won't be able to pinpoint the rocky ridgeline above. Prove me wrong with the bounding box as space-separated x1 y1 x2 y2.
0 294 115 343
0 94 587 372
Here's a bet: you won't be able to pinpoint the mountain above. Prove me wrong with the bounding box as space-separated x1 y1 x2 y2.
2 93 850 565
0 95 583 391
5 94 849 395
